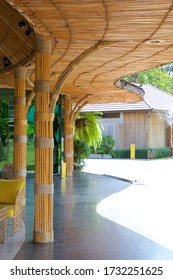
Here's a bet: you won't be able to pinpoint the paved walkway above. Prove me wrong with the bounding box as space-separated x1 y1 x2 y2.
1 159 173 260
13 159 173 260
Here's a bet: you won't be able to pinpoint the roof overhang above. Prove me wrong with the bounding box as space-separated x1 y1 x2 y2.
1 0 173 104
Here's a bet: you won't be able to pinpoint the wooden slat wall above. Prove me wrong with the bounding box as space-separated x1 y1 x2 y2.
166 125 171 147
147 112 165 148
101 113 124 149
165 115 173 148
102 111 167 150
124 112 147 149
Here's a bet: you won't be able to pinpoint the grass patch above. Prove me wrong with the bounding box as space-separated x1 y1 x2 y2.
0 139 35 169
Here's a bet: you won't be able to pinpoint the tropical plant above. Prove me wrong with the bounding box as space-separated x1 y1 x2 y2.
74 139 91 170
74 112 103 151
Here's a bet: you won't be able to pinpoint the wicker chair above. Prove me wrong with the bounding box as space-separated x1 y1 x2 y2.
0 179 25 236
9 188 24 235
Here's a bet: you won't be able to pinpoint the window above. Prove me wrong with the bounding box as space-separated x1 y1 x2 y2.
102 112 120 119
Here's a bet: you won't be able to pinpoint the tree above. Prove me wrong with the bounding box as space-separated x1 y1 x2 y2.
0 100 9 161
27 124 35 141
125 66 173 94
0 100 8 136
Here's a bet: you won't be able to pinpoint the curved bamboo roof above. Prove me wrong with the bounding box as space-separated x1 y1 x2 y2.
1 0 173 104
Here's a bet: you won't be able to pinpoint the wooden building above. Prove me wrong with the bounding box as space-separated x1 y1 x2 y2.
83 85 173 150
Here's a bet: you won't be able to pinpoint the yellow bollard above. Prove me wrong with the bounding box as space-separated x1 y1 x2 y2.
61 162 67 179
130 144 135 159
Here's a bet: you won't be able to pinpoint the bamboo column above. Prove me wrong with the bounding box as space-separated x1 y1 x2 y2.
34 36 54 243
64 95 74 177
13 65 27 192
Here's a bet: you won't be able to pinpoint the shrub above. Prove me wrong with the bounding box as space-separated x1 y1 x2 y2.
111 147 171 159
111 149 130 158
109 150 116 158
153 147 171 158
96 135 115 154
74 139 91 170
135 148 148 159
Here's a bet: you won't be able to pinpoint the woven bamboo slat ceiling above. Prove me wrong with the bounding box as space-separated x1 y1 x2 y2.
1 0 173 104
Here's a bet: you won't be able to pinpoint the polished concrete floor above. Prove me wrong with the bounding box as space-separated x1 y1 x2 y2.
14 171 173 260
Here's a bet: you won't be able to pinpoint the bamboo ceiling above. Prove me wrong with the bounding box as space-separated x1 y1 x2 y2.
1 0 173 104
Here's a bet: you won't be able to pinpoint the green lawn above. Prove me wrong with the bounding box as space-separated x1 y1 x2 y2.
0 139 35 170
27 141 35 169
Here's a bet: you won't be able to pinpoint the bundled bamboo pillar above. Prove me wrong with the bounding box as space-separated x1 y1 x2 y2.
34 36 54 243
64 95 74 177
13 65 27 193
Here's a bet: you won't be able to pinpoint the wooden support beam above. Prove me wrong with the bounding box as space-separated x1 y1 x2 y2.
64 95 74 177
13 65 27 199
33 36 54 243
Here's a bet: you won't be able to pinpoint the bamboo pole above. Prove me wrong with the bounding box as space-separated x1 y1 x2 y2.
33 36 54 243
13 64 27 201
64 95 74 177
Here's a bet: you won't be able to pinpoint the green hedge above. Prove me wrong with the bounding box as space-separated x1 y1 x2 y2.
110 147 171 159
153 148 171 158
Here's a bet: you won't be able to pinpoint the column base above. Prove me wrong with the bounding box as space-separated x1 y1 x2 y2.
66 171 73 177
33 230 54 243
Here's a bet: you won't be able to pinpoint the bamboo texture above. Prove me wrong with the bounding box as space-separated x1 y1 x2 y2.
0 207 7 243
12 188 24 235
13 65 27 203
2 1 173 106
34 36 54 243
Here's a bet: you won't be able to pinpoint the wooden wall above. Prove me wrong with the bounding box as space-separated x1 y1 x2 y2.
101 113 124 149
147 112 165 148
101 111 167 150
124 112 147 149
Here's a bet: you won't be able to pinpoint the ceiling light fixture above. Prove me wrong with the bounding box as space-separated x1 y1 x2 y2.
2 57 12 70
2 57 9 63
144 38 165 45
25 27 33 36
18 20 27 28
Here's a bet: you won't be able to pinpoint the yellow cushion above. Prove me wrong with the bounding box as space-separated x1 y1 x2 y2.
0 204 14 217
0 179 25 204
